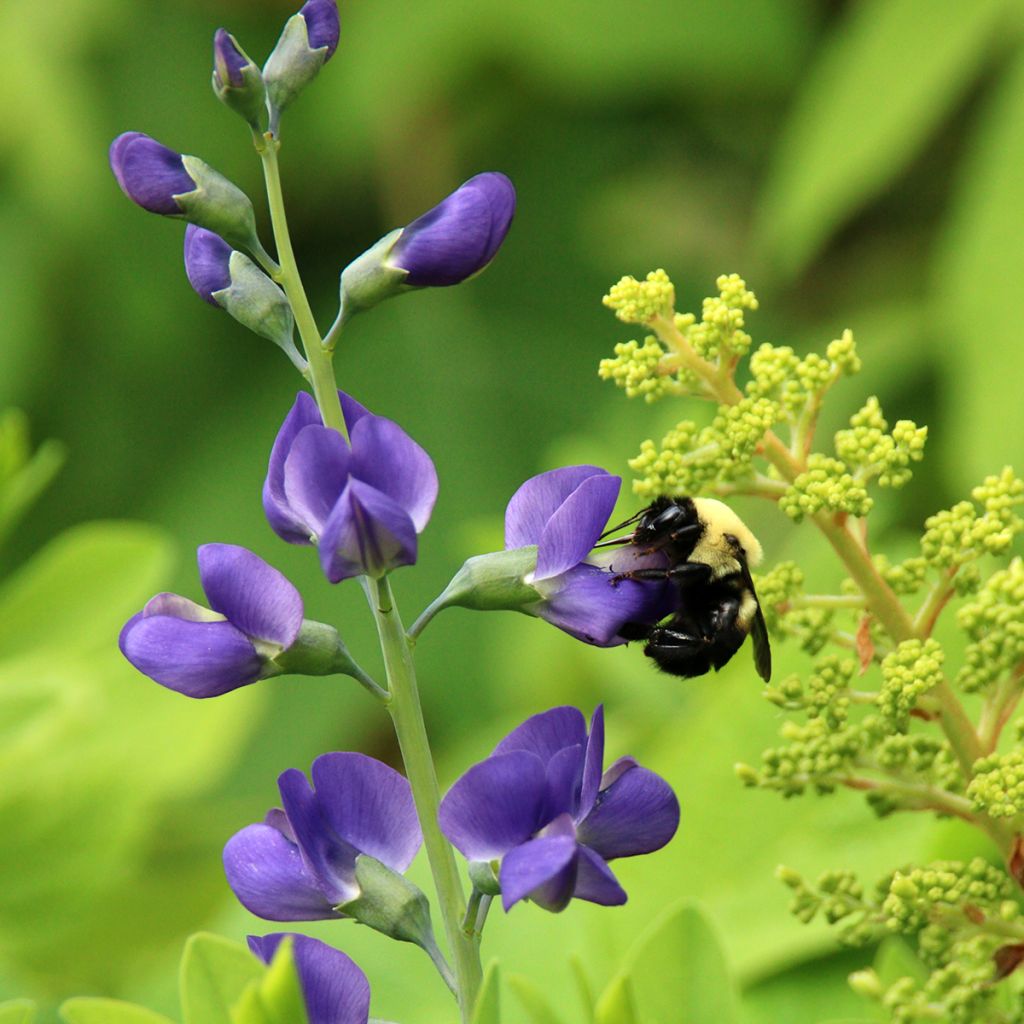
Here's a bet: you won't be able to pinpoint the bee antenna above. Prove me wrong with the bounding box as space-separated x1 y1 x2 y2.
592 533 634 548
597 509 644 541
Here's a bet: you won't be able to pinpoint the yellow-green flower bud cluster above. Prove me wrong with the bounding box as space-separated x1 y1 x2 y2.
778 454 873 522
877 639 944 731
764 655 855 729
883 859 1014 933
921 468 1024 570
873 553 928 596
597 336 680 403
874 734 960 795
681 273 758 362
833 397 927 489
628 395 776 499
956 557 1024 693
602 269 675 324
753 560 804 617
967 749 1024 819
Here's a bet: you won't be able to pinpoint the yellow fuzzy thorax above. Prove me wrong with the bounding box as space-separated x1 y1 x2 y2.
690 498 763 576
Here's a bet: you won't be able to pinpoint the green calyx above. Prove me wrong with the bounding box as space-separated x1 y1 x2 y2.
175 155 260 252
213 32 267 128
270 619 363 679
263 13 329 121
213 251 299 360
337 229 407 326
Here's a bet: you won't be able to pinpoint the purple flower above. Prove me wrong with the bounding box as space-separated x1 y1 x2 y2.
109 132 196 215
389 173 516 287
119 544 303 698
184 225 232 305
439 706 679 913
224 752 421 921
249 933 370 1024
505 465 673 646
264 391 438 583
299 0 340 56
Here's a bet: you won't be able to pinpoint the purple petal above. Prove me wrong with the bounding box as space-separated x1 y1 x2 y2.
224 824 338 921
505 466 613 549
389 173 516 287
278 768 359 906
534 473 622 581
249 934 370 1024
600 755 638 790
492 705 587 763
499 835 578 912
532 563 671 648
184 225 232 305
266 807 296 842
439 751 547 860
348 415 438 533
578 705 605 820
310 753 421 873
282 425 352 537
339 391 371 431
318 479 417 582
300 0 340 57
109 132 195 215
213 28 250 87
577 765 680 861
265 392 325 544
198 544 303 649
142 592 223 622
573 846 626 906
118 615 262 697
542 745 584 822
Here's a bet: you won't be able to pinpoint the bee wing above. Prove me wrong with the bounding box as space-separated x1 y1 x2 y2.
740 563 772 683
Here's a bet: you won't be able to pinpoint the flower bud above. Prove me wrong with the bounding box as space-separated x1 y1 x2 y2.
212 29 267 128
110 132 260 251
339 855 438 952
338 172 515 321
184 226 297 357
263 0 340 120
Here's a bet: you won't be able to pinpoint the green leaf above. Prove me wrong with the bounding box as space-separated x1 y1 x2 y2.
931 48 1024 490
874 936 928 988
254 937 306 1024
0 520 174 658
59 999 177 1024
507 975 566 1024
228 988 271 1024
756 0 1006 276
612 903 740 1024
0 1001 35 1024
180 933 264 1024
594 976 638 1024
470 961 501 1024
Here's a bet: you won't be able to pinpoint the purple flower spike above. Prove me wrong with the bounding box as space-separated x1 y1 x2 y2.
300 0 340 57
389 173 516 287
225 752 422 921
109 132 196 215
119 544 303 698
264 390 438 583
184 225 232 305
504 465 675 646
213 28 249 88
249 934 370 1024
439 705 679 913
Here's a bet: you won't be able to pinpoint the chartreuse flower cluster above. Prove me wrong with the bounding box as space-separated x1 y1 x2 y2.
79 4 689 1023
600 269 1024 1022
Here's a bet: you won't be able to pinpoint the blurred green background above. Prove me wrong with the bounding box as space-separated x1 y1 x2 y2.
2 0 1024 1019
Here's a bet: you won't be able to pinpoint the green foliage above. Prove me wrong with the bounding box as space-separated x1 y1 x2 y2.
60 1000 176 1024
470 962 501 1024
180 933 265 1024
0 1002 36 1024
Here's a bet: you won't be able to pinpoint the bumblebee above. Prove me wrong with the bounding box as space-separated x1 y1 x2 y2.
605 496 771 682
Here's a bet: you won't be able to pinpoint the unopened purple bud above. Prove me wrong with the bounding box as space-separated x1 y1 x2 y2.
300 0 340 56
109 132 195 216
389 172 516 287
213 29 267 127
263 0 340 120
184 225 232 305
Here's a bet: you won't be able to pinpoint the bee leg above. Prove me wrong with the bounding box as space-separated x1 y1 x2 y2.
643 626 714 678
611 562 712 587
638 522 701 556
617 621 654 641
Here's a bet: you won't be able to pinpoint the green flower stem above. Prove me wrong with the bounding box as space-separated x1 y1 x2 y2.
256 132 347 441
367 575 482 1022
979 665 1024 753
842 774 978 824
912 568 959 638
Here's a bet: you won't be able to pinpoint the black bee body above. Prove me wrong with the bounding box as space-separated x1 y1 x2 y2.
613 496 771 682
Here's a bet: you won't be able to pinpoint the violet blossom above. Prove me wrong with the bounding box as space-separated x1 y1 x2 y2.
224 752 421 921
504 465 673 646
439 705 679 913
263 390 438 582
119 543 303 698
248 933 370 1024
